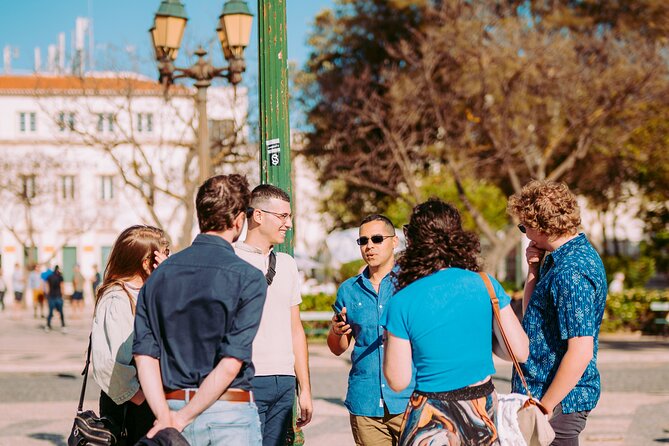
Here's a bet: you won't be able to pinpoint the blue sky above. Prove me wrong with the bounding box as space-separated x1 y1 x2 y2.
0 0 334 85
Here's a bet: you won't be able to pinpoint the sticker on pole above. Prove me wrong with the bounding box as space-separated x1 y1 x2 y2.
266 138 281 166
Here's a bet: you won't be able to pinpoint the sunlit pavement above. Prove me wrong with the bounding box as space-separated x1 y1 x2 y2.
1 306 668 445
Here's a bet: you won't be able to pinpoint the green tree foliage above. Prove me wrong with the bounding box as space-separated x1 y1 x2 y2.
298 0 669 272
640 204 669 273
602 288 669 334
384 174 508 232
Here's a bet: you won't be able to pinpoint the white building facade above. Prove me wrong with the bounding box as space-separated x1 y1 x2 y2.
0 72 251 301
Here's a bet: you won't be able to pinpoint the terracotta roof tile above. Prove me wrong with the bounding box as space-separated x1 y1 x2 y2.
0 75 191 95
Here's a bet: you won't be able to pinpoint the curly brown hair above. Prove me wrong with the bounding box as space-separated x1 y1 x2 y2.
396 198 480 290
507 180 581 238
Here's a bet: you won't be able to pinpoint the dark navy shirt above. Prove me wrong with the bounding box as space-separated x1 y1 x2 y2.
512 234 607 413
133 234 268 391
47 272 64 298
334 266 414 416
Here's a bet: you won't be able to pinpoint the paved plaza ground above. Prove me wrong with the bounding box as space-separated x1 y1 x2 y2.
0 305 668 446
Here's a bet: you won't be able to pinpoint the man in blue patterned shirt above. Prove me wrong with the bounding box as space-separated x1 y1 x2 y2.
327 214 414 446
508 180 608 446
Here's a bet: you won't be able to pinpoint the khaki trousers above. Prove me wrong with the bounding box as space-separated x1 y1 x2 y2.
350 406 404 446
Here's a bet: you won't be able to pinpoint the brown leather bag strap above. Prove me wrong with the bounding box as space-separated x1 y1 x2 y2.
479 272 534 399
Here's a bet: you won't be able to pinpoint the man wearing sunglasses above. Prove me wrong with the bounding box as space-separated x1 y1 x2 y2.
328 215 414 446
234 184 313 446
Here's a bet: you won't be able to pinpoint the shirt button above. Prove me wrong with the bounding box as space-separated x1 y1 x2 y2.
379 305 383 308
382 384 386 388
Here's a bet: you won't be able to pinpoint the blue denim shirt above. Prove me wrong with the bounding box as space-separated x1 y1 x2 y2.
512 234 607 413
334 267 414 416
133 234 268 391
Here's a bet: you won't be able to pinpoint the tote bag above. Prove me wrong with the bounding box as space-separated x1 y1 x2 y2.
479 273 555 446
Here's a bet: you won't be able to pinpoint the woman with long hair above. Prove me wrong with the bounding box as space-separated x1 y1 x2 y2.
382 198 529 446
91 225 169 444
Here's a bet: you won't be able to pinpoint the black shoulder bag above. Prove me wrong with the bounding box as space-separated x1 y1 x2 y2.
68 335 127 446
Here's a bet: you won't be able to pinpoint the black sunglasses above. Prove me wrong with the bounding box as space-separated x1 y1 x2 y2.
517 224 527 234
356 235 394 246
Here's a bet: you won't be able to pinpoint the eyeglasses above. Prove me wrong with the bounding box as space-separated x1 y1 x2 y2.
259 209 292 223
356 235 394 246
517 224 527 234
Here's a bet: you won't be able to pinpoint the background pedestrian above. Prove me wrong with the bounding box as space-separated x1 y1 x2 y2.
28 264 45 319
11 263 26 320
0 268 6 311
45 265 65 332
70 264 85 318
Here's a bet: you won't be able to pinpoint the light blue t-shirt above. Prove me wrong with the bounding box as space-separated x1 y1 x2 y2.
382 268 511 393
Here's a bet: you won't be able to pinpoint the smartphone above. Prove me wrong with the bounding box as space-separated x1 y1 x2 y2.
331 304 345 323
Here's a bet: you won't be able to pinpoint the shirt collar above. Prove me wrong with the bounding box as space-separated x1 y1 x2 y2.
234 240 274 256
357 264 399 286
193 233 234 252
549 233 587 264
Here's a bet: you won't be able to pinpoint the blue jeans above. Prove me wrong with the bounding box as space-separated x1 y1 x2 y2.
252 375 296 446
167 399 262 446
47 297 65 328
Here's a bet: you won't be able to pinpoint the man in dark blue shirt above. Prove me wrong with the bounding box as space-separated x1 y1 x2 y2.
133 174 268 444
508 180 608 446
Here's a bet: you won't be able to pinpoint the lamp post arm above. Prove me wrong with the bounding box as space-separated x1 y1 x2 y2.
157 46 248 184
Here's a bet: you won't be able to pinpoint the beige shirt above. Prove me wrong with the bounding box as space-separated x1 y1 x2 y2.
91 284 140 405
234 241 302 376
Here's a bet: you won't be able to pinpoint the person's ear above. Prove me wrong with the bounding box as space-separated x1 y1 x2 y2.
392 235 399 249
235 211 247 230
252 208 263 225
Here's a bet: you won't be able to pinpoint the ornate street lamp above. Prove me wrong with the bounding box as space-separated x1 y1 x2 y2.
150 0 253 182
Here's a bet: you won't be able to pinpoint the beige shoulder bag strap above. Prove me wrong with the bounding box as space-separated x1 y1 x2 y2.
479 272 549 415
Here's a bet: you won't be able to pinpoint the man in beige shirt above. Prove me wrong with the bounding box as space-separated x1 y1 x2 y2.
235 184 313 446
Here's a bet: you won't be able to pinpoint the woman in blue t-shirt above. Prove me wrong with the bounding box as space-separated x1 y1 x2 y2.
382 198 529 446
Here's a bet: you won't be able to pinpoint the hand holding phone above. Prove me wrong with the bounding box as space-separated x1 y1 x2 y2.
331 304 345 323
331 304 351 337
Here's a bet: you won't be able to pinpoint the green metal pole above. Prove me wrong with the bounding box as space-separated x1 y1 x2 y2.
258 0 293 255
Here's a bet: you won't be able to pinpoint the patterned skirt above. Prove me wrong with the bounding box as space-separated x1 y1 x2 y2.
399 380 499 446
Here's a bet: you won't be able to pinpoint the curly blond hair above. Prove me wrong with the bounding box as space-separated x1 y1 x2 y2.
507 180 581 238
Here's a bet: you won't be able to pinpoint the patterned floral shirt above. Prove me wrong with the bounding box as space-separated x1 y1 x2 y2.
512 233 607 413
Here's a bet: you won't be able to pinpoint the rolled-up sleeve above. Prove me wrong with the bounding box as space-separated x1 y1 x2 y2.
219 269 268 363
133 286 161 358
